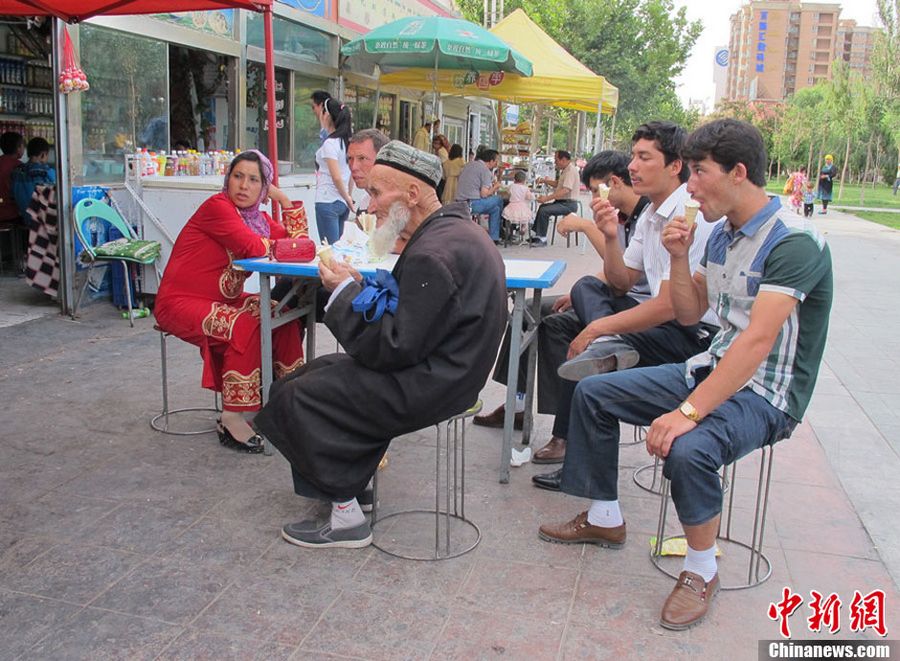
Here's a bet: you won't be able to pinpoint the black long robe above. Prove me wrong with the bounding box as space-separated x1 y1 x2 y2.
255 202 507 500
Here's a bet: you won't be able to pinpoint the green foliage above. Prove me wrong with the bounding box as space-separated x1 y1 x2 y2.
455 0 702 143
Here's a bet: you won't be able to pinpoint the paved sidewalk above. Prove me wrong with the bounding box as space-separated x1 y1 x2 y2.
0 207 897 659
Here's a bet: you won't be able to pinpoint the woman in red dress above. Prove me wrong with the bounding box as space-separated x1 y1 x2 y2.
155 151 303 452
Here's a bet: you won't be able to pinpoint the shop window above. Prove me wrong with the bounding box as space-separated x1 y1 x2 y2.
80 25 168 183
292 75 328 174
168 46 233 152
245 63 290 165
344 86 393 137
246 14 331 65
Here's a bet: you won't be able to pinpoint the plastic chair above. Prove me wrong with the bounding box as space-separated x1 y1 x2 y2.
72 198 156 326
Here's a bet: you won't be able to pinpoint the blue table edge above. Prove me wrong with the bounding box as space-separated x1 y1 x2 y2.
234 257 567 289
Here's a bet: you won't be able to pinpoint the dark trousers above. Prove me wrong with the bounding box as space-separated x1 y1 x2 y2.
491 276 636 415
533 200 578 238
551 276 715 438
560 363 795 525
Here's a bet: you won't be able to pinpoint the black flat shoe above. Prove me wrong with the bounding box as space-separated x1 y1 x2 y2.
532 468 562 492
216 420 265 454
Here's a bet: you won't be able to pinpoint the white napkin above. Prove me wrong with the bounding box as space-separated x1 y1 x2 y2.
510 446 532 467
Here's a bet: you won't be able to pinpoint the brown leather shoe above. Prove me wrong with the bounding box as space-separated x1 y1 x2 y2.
538 512 626 548
660 571 720 631
533 436 566 464
473 404 523 431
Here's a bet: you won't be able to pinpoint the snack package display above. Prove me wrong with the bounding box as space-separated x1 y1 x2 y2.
683 199 701 227
594 183 610 201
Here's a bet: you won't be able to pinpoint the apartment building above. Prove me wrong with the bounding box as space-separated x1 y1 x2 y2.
724 1 878 103
836 19 879 77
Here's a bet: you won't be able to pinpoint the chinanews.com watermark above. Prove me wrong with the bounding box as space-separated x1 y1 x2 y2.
760 641 897 659
758 587 895 660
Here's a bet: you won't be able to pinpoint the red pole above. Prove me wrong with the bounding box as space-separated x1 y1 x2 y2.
263 6 280 220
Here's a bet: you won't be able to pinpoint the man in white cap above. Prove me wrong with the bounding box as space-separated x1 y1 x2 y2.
255 141 507 549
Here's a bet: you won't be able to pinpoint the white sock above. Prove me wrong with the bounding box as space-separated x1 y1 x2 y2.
331 499 365 529
683 543 718 582
515 392 526 413
586 499 624 527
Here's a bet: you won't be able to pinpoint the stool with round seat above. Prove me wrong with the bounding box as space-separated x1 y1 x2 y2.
649 444 776 590
149 325 221 435
547 199 584 249
370 401 483 561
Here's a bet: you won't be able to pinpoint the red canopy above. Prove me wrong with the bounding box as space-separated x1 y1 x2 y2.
0 1 271 23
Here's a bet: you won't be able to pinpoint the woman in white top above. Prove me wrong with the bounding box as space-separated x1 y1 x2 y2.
314 97 354 244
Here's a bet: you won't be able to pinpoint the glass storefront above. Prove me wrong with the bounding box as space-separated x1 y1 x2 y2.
245 63 290 164
246 14 331 64
168 46 233 152
292 74 327 174
80 25 168 182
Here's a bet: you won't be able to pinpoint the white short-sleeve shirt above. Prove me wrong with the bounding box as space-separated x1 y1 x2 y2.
622 182 720 326
315 137 351 204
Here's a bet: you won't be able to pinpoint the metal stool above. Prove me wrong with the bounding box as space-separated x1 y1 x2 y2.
0 222 25 275
650 444 775 590
548 199 584 248
370 401 483 561
149 326 221 435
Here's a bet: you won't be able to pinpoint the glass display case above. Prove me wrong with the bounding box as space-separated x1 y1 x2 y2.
80 25 168 183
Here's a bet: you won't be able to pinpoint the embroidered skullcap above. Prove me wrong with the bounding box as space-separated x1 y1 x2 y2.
374 140 442 189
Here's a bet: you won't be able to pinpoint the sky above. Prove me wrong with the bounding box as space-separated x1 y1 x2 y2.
672 0 884 110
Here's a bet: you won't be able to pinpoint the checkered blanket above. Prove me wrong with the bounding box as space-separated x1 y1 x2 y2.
24 185 59 299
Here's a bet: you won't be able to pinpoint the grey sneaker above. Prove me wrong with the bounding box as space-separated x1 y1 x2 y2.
282 518 373 549
557 339 639 382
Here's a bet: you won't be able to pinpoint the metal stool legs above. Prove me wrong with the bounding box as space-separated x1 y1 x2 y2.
150 330 221 435
650 445 774 590
371 401 483 561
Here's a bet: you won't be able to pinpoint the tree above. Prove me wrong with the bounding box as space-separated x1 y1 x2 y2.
455 0 702 141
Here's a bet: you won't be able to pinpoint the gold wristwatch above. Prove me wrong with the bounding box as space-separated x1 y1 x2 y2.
678 400 702 422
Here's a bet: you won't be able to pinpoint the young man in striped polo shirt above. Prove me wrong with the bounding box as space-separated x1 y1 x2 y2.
537 118 833 630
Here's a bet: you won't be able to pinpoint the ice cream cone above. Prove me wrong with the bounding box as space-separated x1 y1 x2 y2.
594 183 610 201
317 241 334 268
683 200 700 227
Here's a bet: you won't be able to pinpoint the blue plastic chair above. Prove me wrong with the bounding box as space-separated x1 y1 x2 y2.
72 198 156 327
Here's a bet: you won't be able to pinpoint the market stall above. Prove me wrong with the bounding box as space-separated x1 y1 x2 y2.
379 9 619 150
1 0 280 315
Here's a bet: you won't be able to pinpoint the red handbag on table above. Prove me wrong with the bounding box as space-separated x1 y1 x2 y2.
271 236 316 262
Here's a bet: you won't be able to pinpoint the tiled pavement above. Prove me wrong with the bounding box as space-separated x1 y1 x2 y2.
1 206 898 659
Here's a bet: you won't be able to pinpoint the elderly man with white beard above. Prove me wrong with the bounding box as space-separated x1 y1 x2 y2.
255 141 507 549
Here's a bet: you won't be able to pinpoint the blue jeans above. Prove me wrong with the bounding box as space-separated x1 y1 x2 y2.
469 195 503 241
560 363 796 526
315 200 349 245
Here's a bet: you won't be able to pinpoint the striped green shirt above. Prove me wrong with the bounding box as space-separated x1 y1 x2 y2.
688 197 833 421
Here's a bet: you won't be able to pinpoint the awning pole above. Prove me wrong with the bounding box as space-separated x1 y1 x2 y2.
53 18 74 315
608 111 617 150
430 49 439 142
372 65 381 129
593 100 603 154
263 6 280 219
